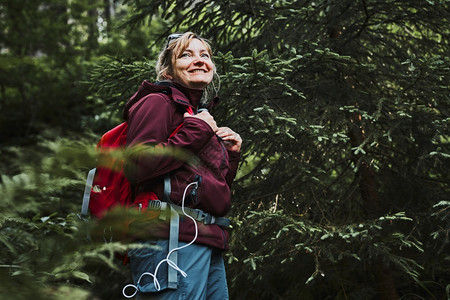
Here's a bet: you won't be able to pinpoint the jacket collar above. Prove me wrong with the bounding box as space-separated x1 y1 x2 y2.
124 80 209 120
158 81 203 109
170 82 220 111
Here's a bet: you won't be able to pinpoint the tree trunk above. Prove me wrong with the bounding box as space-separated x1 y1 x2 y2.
325 2 400 297
348 111 399 300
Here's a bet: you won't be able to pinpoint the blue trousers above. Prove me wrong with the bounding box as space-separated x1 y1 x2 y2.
127 240 229 300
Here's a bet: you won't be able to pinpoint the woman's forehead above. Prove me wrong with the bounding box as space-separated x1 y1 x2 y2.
184 39 209 51
177 38 211 53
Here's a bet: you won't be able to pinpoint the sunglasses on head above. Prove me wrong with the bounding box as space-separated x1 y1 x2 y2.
165 33 183 49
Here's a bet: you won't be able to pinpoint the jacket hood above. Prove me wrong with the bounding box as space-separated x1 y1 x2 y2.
123 80 219 120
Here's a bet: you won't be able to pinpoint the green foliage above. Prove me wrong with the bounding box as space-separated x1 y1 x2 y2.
122 0 448 298
1 0 449 299
87 56 156 117
0 136 104 298
226 210 423 299
0 135 166 299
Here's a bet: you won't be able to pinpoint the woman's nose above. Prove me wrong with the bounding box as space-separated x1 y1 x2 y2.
192 58 205 65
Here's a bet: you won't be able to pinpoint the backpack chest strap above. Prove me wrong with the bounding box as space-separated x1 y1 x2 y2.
152 200 230 289
148 200 231 228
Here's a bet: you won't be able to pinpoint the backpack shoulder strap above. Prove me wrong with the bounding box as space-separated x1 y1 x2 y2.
168 106 194 139
163 106 195 289
78 167 97 220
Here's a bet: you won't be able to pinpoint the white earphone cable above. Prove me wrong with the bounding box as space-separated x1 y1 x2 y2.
122 181 199 298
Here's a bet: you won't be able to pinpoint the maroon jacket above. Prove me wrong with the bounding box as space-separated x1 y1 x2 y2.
123 80 240 250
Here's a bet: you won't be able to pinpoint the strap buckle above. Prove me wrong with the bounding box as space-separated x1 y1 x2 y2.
203 214 216 225
148 200 162 210
187 208 220 225
191 208 205 221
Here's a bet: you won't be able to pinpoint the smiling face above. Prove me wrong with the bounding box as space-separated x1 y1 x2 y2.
169 38 215 90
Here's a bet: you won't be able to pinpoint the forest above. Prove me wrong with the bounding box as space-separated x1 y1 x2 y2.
0 0 449 299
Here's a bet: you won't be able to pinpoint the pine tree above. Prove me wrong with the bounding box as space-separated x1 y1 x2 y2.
1 0 448 299
0 1 142 298
120 0 450 298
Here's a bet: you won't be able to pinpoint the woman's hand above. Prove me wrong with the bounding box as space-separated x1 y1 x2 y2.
216 127 242 152
184 111 218 132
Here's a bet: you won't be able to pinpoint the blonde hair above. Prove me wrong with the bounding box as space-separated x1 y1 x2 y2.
155 32 219 102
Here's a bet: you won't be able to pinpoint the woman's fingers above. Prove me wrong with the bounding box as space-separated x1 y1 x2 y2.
182 115 242 151
184 111 218 132
217 127 242 152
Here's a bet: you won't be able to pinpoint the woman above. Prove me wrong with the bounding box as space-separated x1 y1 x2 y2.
122 32 242 299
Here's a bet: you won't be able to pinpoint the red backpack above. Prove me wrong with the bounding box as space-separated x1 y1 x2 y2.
79 105 193 220
83 122 134 219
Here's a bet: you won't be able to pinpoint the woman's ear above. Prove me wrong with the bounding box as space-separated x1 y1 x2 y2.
163 72 173 80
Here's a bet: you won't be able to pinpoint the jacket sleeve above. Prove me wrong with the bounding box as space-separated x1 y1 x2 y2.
125 94 215 185
225 150 241 186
